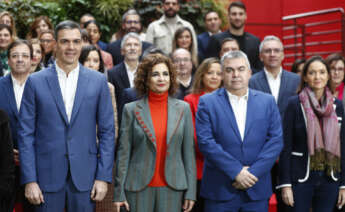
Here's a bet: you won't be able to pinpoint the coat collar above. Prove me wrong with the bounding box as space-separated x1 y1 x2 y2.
45 64 89 126
3 74 18 116
133 96 184 149
217 88 258 142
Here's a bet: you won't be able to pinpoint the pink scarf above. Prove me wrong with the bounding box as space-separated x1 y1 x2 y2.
299 87 340 171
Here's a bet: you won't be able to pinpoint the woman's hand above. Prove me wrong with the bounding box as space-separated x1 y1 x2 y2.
337 188 345 209
281 187 294 207
183 199 195 212
114 201 130 212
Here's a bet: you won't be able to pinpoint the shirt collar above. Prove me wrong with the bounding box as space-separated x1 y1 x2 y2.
264 67 282 80
55 61 80 77
162 14 182 24
208 30 221 36
124 62 138 73
227 89 249 101
11 74 26 87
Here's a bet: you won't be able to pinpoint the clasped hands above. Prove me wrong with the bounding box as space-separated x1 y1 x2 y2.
232 166 258 190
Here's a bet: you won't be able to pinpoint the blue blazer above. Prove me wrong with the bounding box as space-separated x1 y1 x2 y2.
249 70 300 118
18 64 115 192
197 32 210 61
278 96 345 187
196 88 283 201
0 75 20 148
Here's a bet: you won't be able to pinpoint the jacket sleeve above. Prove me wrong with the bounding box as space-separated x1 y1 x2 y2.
182 105 197 200
96 76 115 183
114 104 133 202
278 98 296 186
18 77 38 185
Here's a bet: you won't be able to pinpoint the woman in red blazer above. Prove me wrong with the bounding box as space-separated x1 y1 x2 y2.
184 57 222 212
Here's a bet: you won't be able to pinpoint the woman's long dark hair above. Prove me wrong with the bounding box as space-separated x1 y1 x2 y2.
79 45 105 73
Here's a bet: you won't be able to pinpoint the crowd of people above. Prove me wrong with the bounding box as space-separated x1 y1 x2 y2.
0 0 345 212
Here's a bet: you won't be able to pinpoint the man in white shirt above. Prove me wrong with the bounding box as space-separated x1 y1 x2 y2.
18 20 115 212
145 0 197 55
108 32 142 112
0 39 34 211
249 35 300 212
196 50 283 211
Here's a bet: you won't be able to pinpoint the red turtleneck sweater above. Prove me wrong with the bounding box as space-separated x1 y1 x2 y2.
148 91 168 187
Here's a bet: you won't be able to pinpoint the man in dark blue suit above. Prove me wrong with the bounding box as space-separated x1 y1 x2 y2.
0 39 34 211
249 35 300 212
105 9 151 66
108 33 142 114
196 50 283 211
249 35 300 117
18 21 115 212
197 11 222 61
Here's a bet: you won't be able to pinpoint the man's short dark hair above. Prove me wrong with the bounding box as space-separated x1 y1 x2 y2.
228 1 246 13
55 20 81 40
221 37 239 47
204 11 220 21
7 39 33 59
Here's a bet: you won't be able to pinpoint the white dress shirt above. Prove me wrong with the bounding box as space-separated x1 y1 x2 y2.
56 62 79 122
227 90 249 141
11 75 26 111
124 62 137 88
264 67 282 103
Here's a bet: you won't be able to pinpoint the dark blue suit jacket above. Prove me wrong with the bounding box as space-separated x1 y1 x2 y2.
249 70 300 118
105 39 152 66
0 75 20 148
278 96 345 187
196 88 283 201
107 62 130 110
18 64 115 192
197 32 210 61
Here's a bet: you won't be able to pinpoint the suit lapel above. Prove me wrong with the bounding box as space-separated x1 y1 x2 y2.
258 71 272 94
218 88 242 142
134 98 156 149
166 97 184 145
70 66 88 126
120 63 130 88
277 70 287 107
244 89 256 140
46 65 69 125
3 75 18 116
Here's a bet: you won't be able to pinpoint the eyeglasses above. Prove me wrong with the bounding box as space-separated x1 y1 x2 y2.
330 67 345 73
262 48 283 54
40 39 54 44
10 53 30 59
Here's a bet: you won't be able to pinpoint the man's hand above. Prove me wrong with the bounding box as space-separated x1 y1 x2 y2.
91 180 108 201
13 149 20 165
182 199 195 212
114 201 130 212
25 182 44 205
337 188 345 209
281 187 294 207
234 166 258 189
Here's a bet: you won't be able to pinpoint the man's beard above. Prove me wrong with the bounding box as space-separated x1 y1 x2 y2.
230 22 244 30
164 9 177 18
